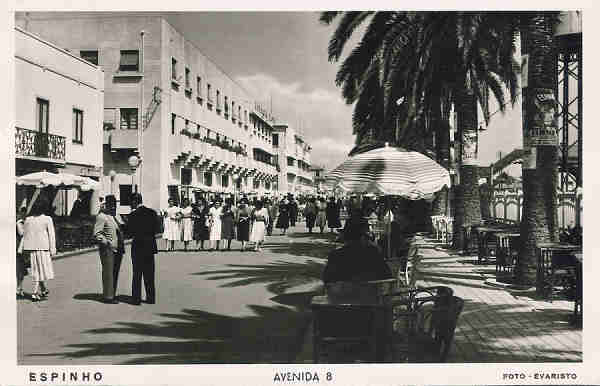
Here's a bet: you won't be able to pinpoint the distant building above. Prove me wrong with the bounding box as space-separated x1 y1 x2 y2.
18 13 279 212
310 165 326 193
272 124 314 195
14 27 104 214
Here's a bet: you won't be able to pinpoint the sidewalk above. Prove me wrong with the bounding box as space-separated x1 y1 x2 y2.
295 237 582 363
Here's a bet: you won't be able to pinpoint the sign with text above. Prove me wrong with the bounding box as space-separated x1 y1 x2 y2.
462 131 478 165
526 90 558 146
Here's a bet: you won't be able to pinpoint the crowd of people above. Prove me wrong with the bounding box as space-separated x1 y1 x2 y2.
15 192 348 305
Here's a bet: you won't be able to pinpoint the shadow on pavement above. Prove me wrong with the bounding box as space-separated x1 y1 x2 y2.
73 293 105 303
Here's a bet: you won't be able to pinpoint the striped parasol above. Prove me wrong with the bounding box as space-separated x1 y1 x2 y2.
326 145 450 200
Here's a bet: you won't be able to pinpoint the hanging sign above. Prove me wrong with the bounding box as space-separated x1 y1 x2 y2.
462 131 478 165
527 90 558 146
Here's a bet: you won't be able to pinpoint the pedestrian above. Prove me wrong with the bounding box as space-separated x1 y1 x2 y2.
209 199 223 251
221 199 236 251
192 199 210 250
326 196 342 233
267 199 278 236
180 198 193 251
276 198 290 235
315 197 327 233
236 198 251 251
289 196 298 227
250 200 269 252
18 197 56 302
163 198 181 252
303 197 317 233
126 193 159 305
16 206 27 298
93 195 125 304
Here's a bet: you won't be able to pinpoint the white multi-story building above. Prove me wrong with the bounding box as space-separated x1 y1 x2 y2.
14 26 104 214
18 13 279 212
272 124 314 195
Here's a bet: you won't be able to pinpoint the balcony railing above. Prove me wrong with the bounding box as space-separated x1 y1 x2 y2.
15 127 66 161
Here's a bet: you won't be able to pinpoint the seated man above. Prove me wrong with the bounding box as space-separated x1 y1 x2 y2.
322 217 393 283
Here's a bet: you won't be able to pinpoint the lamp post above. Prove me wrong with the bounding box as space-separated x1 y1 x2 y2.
128 155 141 193
109 170 116 195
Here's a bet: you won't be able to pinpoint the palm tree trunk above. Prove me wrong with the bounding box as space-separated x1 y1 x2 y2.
453 82 482 250
431 107 450 216
516 13 559 286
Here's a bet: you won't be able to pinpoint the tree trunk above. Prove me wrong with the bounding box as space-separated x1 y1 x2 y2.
453 84 482 250
432 109 451 216
516 13 559 286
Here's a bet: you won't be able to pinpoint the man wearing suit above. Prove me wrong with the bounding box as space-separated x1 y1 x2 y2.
126 193 160 305
93 195 125 304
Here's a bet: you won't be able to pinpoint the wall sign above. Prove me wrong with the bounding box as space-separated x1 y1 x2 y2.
462 131 478 165
527 90 558 146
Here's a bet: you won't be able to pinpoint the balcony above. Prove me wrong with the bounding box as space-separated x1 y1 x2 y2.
15 127 66 163
107 129 138 150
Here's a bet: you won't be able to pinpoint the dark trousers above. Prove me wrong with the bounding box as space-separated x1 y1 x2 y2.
99 247 122 300
131 253 155 303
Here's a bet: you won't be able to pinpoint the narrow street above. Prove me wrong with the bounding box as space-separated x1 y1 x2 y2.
18 225 334 365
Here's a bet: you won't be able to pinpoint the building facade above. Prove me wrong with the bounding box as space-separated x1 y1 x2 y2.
18 14 279 212
272 124 314 195
14 26 104 213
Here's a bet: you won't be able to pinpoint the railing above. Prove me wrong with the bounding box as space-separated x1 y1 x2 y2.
15 127 66 161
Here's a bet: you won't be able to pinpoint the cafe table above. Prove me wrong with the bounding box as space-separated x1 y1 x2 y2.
494 232 520 274
475 227 511 264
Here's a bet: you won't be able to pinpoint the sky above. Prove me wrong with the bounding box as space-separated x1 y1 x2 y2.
163 12 525 171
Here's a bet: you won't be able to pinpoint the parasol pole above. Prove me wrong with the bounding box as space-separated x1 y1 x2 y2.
386 195 392 259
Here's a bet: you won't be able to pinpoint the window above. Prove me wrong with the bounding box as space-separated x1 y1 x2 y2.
185 68 191 89
36 98 49 133
206 129 211 139
171 58 178 80
119 184 133 206
238 106 242 120
204 172 213 187
185 119 189 131
120 108 138 130
119 50 139 72
181 168 192 186
231 100 235 118
224 96 229 117
80 50 98 65
287 157 294 167
216 90 221 111
196 76 202 97
207 84 212 102
221 175 229 187
72 108 83 143
171 113 176 135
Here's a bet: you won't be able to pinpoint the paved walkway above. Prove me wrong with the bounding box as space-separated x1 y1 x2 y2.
18 226 581 364
416 241 582 362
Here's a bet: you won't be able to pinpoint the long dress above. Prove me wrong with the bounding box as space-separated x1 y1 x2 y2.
221 206 236 240
326 201 342 229
236 205 251 241
20 215 56 282
250 208 269 242
209 206 222 241
181 206 194 241
276 203 290 229
192 206 210 241
164 206 181 241
315 201 327 228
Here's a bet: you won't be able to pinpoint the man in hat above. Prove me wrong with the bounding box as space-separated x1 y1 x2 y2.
126 193 160 305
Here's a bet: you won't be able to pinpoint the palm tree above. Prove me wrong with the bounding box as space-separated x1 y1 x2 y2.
516 12 561 286
320 12 519 249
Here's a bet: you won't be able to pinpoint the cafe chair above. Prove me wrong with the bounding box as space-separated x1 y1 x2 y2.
546 252 578 303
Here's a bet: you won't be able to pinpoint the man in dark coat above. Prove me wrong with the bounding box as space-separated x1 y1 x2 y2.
322 217 392 283
126 193 160 305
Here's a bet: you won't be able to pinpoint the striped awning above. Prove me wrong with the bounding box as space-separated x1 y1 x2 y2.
327 145 450 200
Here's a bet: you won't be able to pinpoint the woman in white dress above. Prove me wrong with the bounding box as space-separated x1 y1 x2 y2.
180 198 194 251
18 197 56 302
250 200 269 252
163 199 182 252
209 200 223 251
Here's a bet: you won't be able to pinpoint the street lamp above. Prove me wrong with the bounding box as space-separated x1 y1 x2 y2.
109 170 116 195
128 155 142 193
